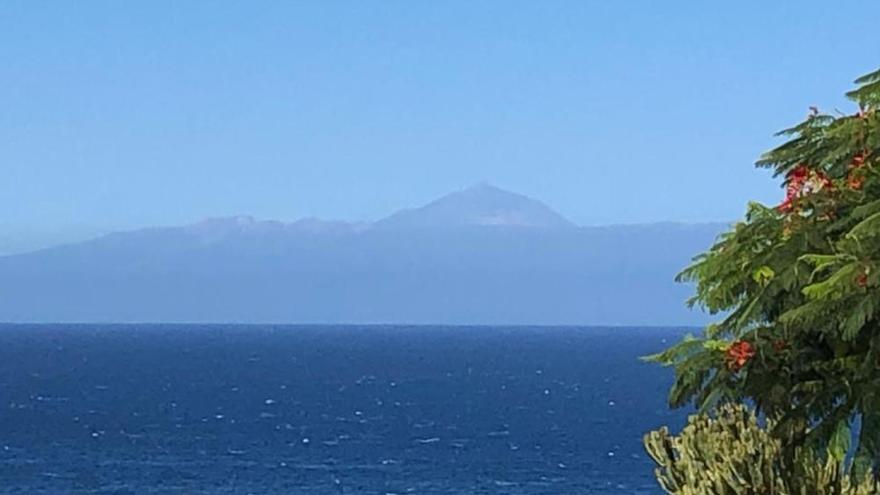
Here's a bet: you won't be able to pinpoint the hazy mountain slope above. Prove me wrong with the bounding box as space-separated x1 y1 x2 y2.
375 183 576 230
0 186 726 325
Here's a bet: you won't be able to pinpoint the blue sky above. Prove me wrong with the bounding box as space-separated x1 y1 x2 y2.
2 1 878 244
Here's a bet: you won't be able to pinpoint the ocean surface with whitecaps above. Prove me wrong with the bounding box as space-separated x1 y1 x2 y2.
0 324 690 494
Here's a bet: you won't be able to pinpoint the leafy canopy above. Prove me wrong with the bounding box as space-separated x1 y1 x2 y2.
647 69 880 476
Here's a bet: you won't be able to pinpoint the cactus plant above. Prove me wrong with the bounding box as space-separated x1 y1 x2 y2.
644 404 878 494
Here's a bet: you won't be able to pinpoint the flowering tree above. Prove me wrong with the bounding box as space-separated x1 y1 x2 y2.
647 69 880 477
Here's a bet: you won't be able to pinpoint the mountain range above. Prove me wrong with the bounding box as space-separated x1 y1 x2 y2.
0 184 726 325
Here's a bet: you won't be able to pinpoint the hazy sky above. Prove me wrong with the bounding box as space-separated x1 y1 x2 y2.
2 1 878 241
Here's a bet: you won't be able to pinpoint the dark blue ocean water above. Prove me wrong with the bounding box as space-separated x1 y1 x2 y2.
0 325 691 494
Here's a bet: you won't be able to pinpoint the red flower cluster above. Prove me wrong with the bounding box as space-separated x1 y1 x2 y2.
778 165 832 213
848 177 865 190
848 153 868 190
857 272 869 288
726 340 755 371
778 167 806 213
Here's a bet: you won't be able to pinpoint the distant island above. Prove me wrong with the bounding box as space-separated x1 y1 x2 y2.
0 183 725 325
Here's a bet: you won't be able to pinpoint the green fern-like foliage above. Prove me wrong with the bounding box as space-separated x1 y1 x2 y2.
645 69 880 475
644 404 878 494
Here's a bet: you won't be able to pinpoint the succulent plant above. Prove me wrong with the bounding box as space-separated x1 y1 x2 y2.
644 403 878 494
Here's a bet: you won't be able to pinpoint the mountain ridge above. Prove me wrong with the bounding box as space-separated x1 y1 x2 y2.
10 183 722 256
0 184 726 325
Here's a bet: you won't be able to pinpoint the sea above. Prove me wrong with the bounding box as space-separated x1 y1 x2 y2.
0 324 693 494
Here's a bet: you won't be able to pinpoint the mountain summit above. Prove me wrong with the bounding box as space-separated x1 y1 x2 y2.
375 183 575 229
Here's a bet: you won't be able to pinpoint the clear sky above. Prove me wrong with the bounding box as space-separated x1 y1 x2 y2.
2 1 878 246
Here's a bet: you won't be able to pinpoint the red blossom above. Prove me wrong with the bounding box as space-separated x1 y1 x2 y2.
852 153 866 168
857 272 869 288
726 341 755 371
777 199 793 213
778 165 835 212
789 165 810 180
848 176 865 190
846 153 869 190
